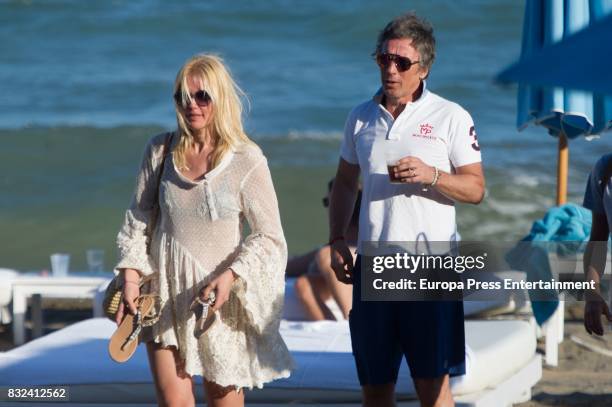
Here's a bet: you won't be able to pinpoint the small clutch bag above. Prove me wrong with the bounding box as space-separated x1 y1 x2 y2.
102 276 127 321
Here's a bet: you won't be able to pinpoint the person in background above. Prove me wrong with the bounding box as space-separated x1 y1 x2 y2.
583 153 612 336
286 179 361 320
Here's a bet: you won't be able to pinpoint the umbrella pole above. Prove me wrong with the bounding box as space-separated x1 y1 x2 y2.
556 132 568 206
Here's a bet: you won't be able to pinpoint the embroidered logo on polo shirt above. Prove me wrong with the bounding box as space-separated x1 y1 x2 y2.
420 123 433 135
412 123 437 140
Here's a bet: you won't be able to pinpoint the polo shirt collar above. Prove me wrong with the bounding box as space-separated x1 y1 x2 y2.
372 80 430 106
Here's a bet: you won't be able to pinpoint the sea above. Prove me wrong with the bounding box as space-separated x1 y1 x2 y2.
1 0 610 271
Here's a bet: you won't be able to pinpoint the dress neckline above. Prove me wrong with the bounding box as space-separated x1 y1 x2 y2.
172 150 235 185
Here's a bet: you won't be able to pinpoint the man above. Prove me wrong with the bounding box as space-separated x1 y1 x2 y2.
583 153 612 336
328 13 485 407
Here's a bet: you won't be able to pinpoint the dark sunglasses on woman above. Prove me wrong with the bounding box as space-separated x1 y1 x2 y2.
174 90 211 107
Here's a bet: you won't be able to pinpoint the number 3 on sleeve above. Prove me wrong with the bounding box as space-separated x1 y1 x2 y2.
470 126 480 151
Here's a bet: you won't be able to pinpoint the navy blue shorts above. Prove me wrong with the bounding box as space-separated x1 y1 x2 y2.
349 255 466 384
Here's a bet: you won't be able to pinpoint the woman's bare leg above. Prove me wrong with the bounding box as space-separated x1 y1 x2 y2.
204 380 245 407
146 342 195 407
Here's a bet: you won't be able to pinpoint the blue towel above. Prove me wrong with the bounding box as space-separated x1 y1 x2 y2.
506 204 592 325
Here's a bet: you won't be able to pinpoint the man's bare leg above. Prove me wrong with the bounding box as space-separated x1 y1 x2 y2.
413 374 454 407
362 383 396 407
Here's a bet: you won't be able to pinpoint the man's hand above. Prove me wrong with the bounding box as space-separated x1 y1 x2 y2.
584 290 612 336
393 158 485 204
393 156 435 185
583 212 610 336
202 269 237 312
330 240 354 284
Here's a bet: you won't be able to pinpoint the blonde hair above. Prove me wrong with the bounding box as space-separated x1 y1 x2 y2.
173 54 253 170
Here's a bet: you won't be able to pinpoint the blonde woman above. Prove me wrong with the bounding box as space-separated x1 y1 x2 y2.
114 54 293 407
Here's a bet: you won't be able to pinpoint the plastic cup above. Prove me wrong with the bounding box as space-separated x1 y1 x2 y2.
50 253 70 277
384 147 412 184
86 249 105 273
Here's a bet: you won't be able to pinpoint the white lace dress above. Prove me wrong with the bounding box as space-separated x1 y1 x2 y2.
115 132 294 389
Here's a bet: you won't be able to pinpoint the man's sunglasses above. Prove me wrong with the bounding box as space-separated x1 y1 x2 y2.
174 90 211 107
322 196 329 207
375 53 420 72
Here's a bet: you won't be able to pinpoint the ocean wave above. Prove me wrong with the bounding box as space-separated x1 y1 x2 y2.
485 197 543 216
510 173 540 188
470 221 525 239
286 130 343 141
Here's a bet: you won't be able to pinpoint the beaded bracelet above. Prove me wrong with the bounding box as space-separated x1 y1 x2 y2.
422 166 440 192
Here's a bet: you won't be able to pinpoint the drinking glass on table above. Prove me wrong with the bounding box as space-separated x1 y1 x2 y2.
50 253 70 277
86 249 105 273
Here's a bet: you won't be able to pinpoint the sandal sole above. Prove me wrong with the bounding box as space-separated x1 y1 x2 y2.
108 296 155 363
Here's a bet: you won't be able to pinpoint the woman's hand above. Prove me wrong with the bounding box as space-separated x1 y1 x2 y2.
202 269 237 312
115 268 141 325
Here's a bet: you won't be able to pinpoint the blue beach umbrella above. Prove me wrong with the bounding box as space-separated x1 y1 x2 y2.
498 14 612 95
497 0 612 205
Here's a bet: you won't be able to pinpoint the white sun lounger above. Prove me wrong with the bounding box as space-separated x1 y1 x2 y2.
286 271 562 368
0 316 540 407
283 275 527 321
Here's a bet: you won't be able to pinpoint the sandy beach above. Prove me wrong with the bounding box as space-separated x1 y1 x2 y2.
519 322 612 406
2 300 611 406
516 302 612 407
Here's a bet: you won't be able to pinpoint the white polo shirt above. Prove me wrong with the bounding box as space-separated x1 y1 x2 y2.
340 84 482 253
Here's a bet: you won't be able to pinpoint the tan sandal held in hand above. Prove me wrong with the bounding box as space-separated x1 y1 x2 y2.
108 295 159 363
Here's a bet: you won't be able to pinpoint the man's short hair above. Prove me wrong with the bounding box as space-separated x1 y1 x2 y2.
375 12 436 75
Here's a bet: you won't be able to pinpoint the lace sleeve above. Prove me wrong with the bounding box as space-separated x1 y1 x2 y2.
230 157 288 335
115 135 168 277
